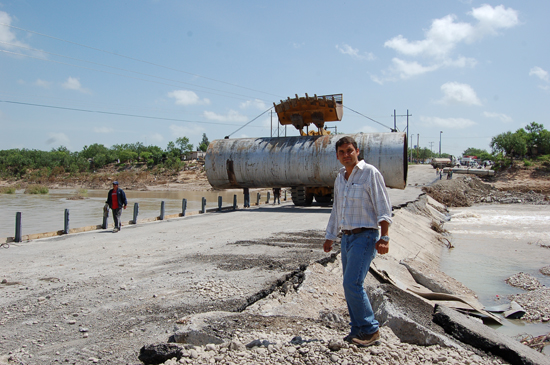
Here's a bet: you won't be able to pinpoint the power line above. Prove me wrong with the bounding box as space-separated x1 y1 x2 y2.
0 41 270 102
343 105 394 131
0 49 260 102
226 107 274 138
0 99 263 128
0 22 282 99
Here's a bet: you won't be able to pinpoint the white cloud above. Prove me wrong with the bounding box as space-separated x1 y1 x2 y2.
45 132 70 146
336 44 375 61
438 82 482 106
390 58 440 79
149 133 164 143
240 99 266 110
93 127 114 133
0 11 30 50
529 66 549 82
35 79 52 88
203 110 248 123
483 111 512 123
469 4 520 36
62 77 91 94
357 125 379 134
169 124 203 137
420 116 476 129
377 5 518 82
292 42 305 49
385 5 518 59
167 90 210 106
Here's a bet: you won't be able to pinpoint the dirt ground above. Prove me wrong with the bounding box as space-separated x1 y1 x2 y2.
422 168 550 207
1 164 549 364
0 163 211 192
486 164 550 194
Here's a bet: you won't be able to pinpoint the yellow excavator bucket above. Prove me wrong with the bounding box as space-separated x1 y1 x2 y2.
274 93 343 133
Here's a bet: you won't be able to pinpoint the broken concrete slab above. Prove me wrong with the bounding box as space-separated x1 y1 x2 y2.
433 304 550 365
173 311 231 346
368 284 461 348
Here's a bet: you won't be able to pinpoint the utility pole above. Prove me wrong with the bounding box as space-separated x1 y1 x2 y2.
429 142 434 157
409 134 414 162
417 134 420 161
392 109 412 134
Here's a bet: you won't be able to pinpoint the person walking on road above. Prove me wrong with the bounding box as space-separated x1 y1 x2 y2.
106 181 127 232
323 136 392 348
273 188 281 205
243 187 250 208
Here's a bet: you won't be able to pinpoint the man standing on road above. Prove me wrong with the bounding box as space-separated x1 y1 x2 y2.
324 136 392 347
106 181 127 232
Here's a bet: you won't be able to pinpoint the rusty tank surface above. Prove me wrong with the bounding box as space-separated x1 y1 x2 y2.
205 132 407 205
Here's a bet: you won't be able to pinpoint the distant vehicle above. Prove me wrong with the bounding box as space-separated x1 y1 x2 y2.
431 158 452 169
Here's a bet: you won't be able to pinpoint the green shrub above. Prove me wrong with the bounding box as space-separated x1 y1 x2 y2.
24 184 49 194
0 186 15 194
523 159 532 167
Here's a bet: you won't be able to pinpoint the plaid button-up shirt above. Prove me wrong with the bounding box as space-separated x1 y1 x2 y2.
325 160 392 241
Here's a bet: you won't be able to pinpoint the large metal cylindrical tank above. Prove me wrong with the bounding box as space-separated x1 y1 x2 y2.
205 133 407 190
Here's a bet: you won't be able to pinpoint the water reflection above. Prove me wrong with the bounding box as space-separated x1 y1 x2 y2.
0 188 273 238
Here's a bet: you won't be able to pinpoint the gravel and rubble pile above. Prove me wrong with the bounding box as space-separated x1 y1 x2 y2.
505 272 550 323
509 287 550 323
505 272 544 291
422 176 549 207
541 266 550 276
144 326 506 365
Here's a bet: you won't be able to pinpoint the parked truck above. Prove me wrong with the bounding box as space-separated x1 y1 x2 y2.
431 158 452 169
205 94 408 206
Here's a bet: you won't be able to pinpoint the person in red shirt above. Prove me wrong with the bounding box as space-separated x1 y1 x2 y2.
106 181 127 232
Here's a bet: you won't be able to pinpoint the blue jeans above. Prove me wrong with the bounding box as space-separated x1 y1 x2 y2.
341 229 379 336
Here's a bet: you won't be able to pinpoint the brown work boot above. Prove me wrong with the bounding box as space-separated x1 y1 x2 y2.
352 330 380 347
343 333 356 343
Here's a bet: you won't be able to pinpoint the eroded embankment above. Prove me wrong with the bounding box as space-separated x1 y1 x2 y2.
138 195 548 365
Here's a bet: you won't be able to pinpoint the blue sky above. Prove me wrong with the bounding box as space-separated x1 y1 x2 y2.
0 0 548 157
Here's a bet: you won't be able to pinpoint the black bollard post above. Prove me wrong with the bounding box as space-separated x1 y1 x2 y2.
64 209 70 234
218 196 222 211
233 195 237 210
15 212 22 243
160 201 165 220
201 197 206 213
284 189 287 201
182 199 187 216
132 203 139 224
256 193 261 206
267 191 271 204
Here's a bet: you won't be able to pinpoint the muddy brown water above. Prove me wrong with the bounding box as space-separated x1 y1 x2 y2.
0 188 275 238
441 204 550 354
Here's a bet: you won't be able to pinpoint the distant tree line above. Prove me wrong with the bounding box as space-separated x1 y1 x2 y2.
490 122 550 159
411 122 549 166
462 122 550 168
0 134 210 179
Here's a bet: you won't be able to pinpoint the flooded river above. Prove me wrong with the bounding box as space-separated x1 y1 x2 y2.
0 188 274 238
441 204 550 351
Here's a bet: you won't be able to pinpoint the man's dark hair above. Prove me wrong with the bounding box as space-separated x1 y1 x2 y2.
335 136 358 152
